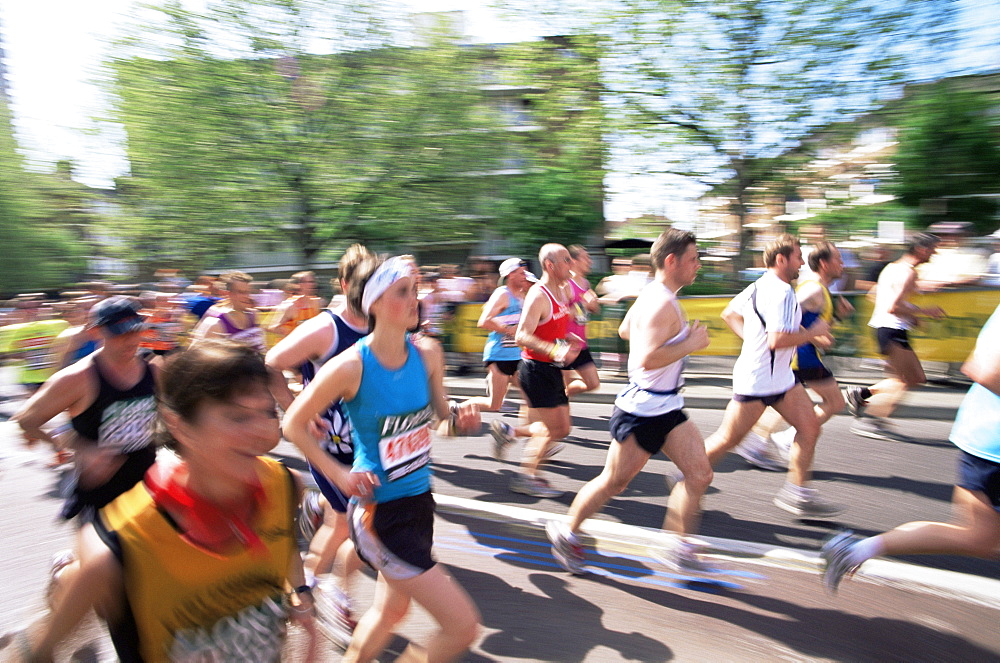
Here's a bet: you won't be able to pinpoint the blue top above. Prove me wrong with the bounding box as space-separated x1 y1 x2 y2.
343 336 434 503
482 286 523 362
300 311 368 463
950 304 1000 463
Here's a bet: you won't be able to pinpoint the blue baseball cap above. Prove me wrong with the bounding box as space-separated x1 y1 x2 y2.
89 296 147 335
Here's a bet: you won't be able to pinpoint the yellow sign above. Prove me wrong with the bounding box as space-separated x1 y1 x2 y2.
445 289 1000 364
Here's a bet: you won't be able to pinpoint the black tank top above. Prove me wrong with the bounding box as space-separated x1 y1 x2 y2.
71 356 157 453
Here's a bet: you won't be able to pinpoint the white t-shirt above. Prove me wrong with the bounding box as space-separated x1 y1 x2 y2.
729 271 801 397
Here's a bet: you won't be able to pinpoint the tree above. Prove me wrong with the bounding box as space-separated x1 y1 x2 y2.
0 102 87 293
891 80 1000 234
503 0 958 270
106 0 518 270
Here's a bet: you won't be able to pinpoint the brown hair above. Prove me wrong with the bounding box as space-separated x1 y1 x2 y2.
221 270 252 291
763 234 799 268
290 271 315 284
346 252 384 324
807 241 837 273
157 340 271 449
567 244 588 260
340 244 376 317
651 228 696 271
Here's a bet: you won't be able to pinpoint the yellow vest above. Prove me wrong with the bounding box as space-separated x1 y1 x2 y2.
99 457 296 662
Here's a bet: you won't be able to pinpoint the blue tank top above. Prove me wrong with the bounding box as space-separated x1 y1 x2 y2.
950 305 1000 463
482 287 523 362
342 336 435 503
299 311 368 462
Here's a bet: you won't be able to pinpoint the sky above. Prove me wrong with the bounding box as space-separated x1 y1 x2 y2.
1 0 998 225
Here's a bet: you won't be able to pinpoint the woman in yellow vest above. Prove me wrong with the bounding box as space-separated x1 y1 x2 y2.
18 340 318 662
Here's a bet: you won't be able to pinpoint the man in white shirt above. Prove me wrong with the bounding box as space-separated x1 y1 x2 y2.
702 234 843 518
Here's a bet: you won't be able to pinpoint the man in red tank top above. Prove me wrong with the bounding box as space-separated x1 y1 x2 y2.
490 243 583 498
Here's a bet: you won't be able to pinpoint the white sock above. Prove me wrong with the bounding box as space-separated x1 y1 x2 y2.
784 482 815 499
848 535 885 566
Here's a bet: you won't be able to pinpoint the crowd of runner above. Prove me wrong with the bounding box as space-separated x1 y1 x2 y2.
1 229 998 662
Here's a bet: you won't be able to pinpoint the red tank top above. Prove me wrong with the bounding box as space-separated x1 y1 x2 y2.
522 284 569 362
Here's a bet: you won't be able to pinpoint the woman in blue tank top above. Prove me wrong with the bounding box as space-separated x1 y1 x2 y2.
284 255 482 662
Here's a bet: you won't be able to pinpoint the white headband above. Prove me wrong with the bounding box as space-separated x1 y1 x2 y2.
361 256 412 315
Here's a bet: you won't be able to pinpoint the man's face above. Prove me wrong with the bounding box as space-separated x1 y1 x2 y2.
820 247 844 280
777 245 804 282
546 249 573 281
676 243 701 285
915 243 938 265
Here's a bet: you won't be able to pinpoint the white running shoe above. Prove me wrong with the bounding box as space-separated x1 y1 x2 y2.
735 432 787 471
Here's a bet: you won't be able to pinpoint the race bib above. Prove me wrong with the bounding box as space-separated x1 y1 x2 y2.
99 395 157 452
378 405 434 482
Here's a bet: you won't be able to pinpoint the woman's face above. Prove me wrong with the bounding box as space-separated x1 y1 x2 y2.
171 386 280 483
371 275 419 330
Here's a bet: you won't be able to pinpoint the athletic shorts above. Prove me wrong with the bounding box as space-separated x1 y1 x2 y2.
61 445 157 522
957 451 1000 512
561 347 595 371
518 358 569 409
609 407 689 456
485 359 520 377
348 491 436 580
310 463 351 513
794 366 834 384
733 389 790 407
876 327 912 355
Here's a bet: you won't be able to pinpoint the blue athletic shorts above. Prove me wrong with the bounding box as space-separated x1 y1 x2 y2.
956 450 1000 512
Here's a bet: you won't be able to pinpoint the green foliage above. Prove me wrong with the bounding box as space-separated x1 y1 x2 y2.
502 0 958 267
0 104 88 294
105 1 605 270
787 201 917 238
891 82 1000 233
501 167 604 249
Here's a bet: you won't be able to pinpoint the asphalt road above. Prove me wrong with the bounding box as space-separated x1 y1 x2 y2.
3 386 1000 661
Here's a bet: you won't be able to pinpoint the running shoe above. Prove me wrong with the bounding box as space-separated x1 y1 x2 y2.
821 530 863 594
771 427 795 462
314 576 356 650
850 418 913 442
773 485 845 519
664 470 685 494
653 544 713 574
490 420 516 459
297 488 323 546
45 549 76 606
542 442 565 460
510 473 563 498
545 520 586 575
735 432 787 471
844 386 868 418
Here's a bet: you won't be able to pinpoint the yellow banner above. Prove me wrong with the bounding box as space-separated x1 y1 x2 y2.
445 289 1000 364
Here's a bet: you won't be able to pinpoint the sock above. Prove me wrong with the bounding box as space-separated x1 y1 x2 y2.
860 387 873 400
848 535 885 567
784 482 815 499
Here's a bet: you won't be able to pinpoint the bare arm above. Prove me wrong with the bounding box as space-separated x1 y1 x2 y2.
265 317 334 411
888 269 945 319
630 296 709 370
721 305 745 340
476 289 513 335
282 349 364 496
768 321 829 350
189 315 225 344
415 335 480 436
13 366 92 445
962 322 1000 397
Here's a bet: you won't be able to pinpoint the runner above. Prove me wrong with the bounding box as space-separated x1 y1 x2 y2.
562 244 601 397
190 270 267 354
490 243 583 498
268 270 325 339
822 302 1000 592
468 257 534 413
546 228 713 574
283 255 481 663
54 296 100 369
139 292 184 356
15 340 318 661
266 244 372 646
847 233 946 441
702 234 843 518
13 296 159 523
736 241 853 469
0 299 70 397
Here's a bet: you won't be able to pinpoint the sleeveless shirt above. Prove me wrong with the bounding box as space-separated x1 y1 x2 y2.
342 336 434 503
521 284 570 363
96 457 296 662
